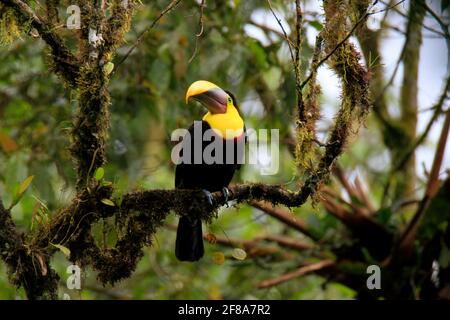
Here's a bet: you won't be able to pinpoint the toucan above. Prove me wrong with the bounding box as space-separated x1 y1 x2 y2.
175 80 245 261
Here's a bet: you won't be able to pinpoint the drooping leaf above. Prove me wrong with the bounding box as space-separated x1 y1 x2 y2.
115 192 124 206
101 180 113 187
9 176 34 209
31 195 49 230
94 167 105 180
18 175 34 195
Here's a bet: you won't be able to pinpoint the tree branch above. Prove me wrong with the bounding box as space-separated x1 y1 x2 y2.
394 0 425 199
251 200 317 241
399 109 450 256
2 0 79 87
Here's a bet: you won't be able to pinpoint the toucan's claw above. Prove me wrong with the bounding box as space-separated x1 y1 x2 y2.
222 187 230 207
202 189 214 207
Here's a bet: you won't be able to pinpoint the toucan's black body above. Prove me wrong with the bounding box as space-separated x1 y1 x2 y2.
175 120 245 261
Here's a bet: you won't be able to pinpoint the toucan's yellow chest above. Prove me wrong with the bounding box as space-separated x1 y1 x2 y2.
202 104 244 139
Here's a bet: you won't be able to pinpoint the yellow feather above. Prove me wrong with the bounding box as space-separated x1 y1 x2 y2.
202 99 244 139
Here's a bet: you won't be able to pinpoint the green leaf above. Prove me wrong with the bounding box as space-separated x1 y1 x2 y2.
103 62 114 75
51 243 71 258
247 39 269 70
375 208 392 224
9 176 34 209
101 198 115 206
101 180 113 187
115 193 123 206
309 20 323 31
94 167 104 180
19 175 34 195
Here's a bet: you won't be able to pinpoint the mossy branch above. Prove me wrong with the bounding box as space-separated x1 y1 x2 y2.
295 34 322 176
293 0 371 202
18 183 312 288
70 1 135 189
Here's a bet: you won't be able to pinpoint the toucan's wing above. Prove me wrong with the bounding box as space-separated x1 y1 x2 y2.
236 124 247 171
175 121 211 188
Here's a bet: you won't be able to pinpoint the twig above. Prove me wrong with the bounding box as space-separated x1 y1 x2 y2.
167 225 314 254
293 0 303 94
423 3 450 40
332 166 375 213
113 0 182 73
300 0 406 90
379 0 395 29
423 2 450 70
263 234 315 251
250 200 317 240
294 0 302 71
266 0 296 76
379 0 447 38
249 21 293 45
267 0 304 126
372 32 408 106
210 233 318 256
332 166 359 202
256 260 335 288
300 18 362 89
188 0 206 64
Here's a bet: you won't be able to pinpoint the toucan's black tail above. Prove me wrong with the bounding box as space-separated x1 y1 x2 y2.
175 216 204 261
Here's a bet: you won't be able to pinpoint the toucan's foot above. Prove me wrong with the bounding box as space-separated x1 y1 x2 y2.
202 189 214 206
222 187 230 207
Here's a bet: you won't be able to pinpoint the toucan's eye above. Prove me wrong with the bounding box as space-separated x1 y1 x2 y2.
228 97 232 103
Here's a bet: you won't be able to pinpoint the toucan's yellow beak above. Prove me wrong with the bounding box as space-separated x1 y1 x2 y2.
185 80 228 114
185 80 220 104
